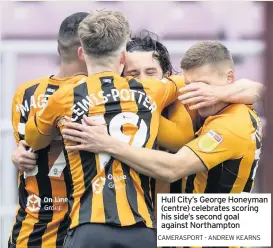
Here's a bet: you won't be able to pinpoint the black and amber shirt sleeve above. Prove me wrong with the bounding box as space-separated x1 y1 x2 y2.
11 81 40 143
160 75 186 108
12 87 25 144
25 89 66 150
185 120 248 170
157 100 194 152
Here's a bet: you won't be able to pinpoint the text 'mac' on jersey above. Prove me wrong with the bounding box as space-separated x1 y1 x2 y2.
32 72 184 230
10 74 86 248
184 104 262 194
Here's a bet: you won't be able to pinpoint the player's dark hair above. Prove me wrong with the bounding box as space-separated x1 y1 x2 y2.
57 12 89 63
126 30 175 75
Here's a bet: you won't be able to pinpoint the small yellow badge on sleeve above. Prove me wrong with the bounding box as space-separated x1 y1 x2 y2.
197 130 223 152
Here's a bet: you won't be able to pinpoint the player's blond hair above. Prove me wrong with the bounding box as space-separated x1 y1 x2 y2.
78 10 130 65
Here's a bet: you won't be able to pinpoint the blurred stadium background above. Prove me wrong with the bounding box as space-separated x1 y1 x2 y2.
0 1 272 246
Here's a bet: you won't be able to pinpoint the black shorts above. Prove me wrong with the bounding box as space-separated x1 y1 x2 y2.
63 223 157 248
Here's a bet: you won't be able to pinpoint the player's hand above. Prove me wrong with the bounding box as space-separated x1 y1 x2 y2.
62 115 110 153
178 82 220 110
12 140 37 172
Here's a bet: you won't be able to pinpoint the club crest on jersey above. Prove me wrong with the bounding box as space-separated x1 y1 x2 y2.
197 130 223 152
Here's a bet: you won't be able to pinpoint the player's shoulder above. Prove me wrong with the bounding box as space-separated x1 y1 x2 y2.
125 75 184 89
52 83 77 101
124 76 151 85
204 104 257 138
53 76 87 101
221 104 255 122
68 76 87 87
43 74 87 88
124 76 159 91
69 76 88 91
208 104 251 121
14 76 48 95
84 73 125 89
60 74 87 88
168 74 186 88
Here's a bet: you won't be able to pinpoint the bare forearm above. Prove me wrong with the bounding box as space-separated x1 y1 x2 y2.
107 139 178 182
221 80 264 104
63 121 206 181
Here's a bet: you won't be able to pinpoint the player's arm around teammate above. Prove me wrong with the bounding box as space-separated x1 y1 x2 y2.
156 77 264 152
65 114 247 183
124 34 195 151
124 33 263 152
11 86 36 172
25 11 182 248
179 78 264 110
63 41 262 193
11 81 41 172
12 141 37 172
9 12 89 248
63 115 206 182
61 76 264 155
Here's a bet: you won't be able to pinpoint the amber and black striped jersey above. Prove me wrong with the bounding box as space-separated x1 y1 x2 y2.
25 72 185 230
10 74 86 248
184 104 262 194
